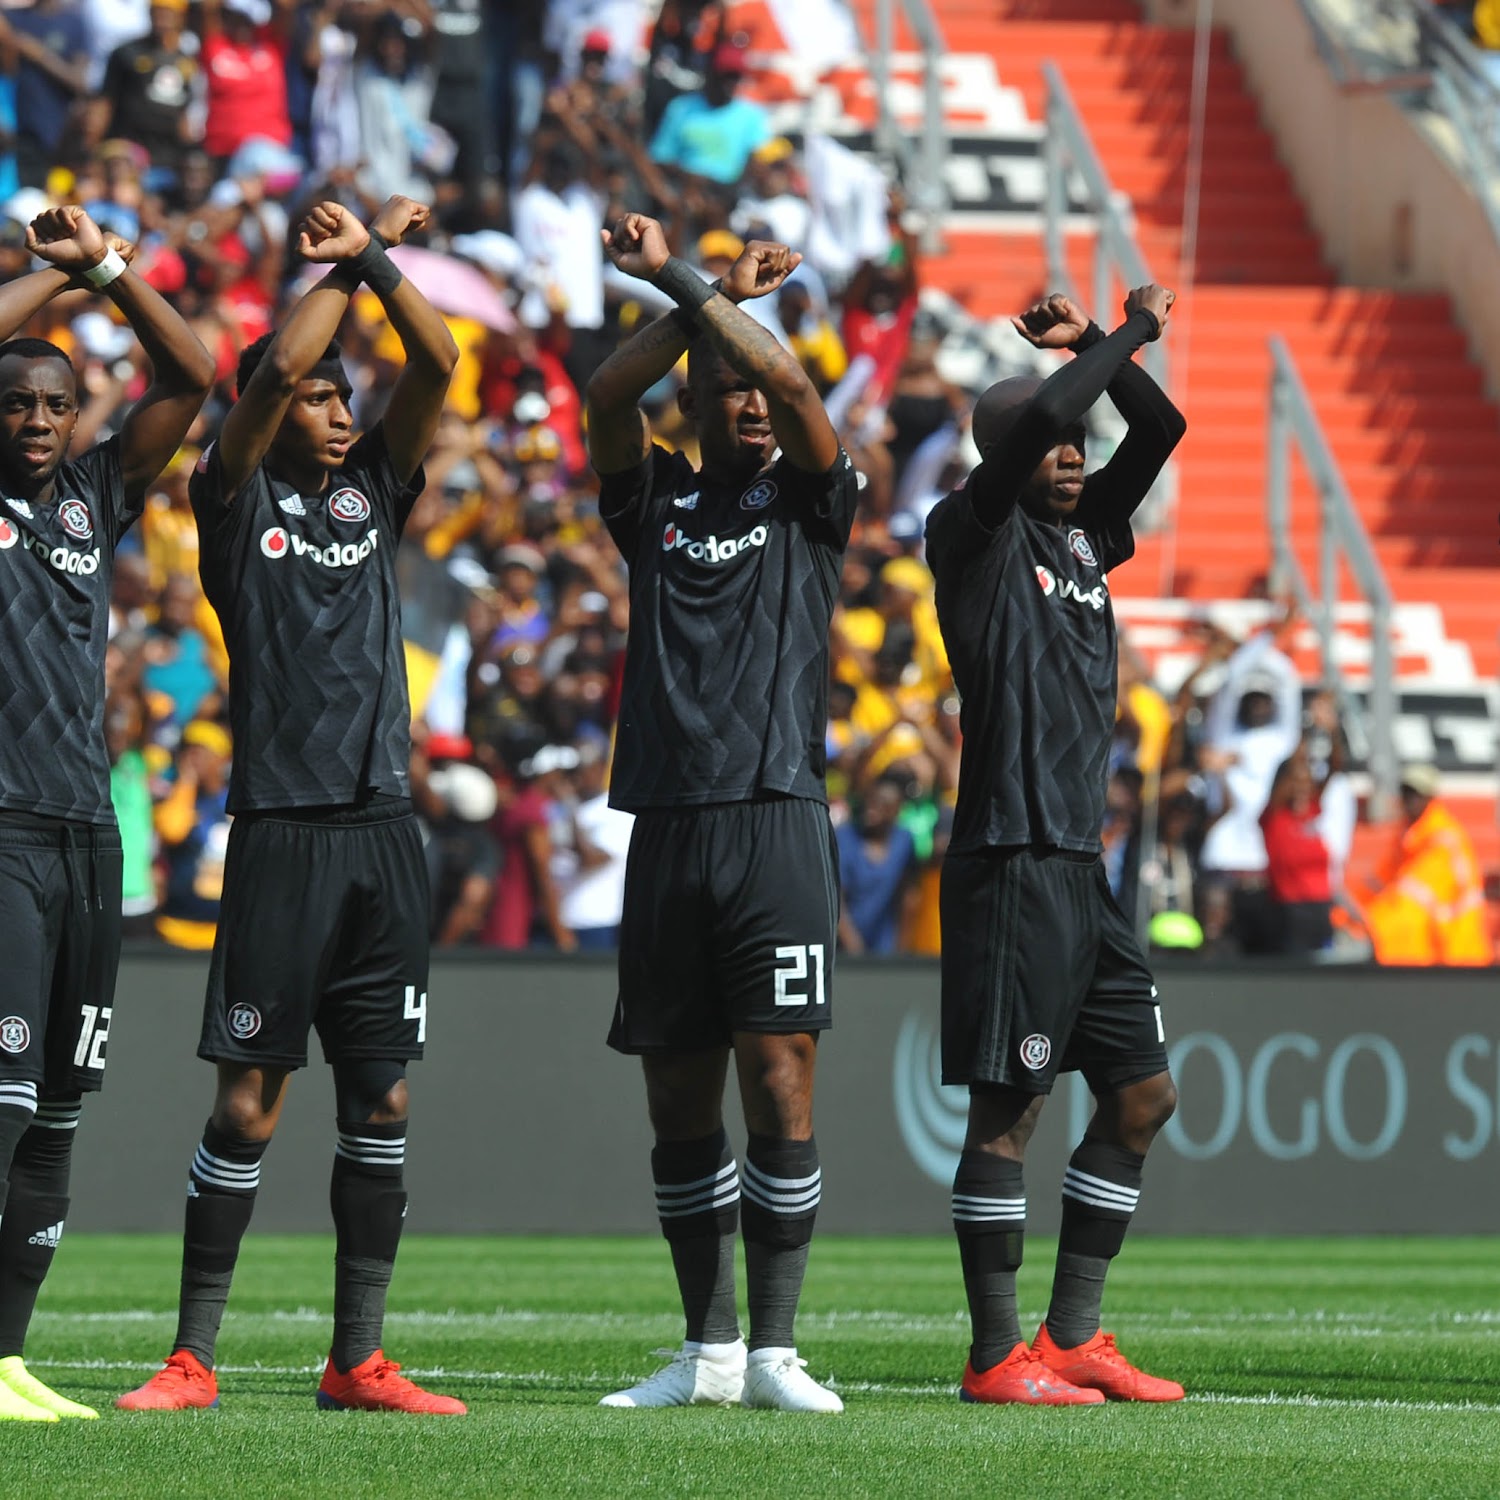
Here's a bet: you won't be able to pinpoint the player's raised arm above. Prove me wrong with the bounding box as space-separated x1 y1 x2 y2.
27 207 216 505
351 196 459 486
585 212 762 476
969 287 1175 529
1012 288 1186 523
212 201 370 501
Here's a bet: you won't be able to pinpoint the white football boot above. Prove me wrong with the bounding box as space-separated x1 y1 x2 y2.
741 1349 844 1413
599 1339 747 1408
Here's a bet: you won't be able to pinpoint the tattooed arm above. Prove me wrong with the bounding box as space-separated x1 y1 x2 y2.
690 243 840 473
591 212 836 474
584 305 696 475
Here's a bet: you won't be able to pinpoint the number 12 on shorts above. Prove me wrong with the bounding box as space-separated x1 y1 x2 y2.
404 986 427 1044
773 944 826 1007
73 1005 111 1071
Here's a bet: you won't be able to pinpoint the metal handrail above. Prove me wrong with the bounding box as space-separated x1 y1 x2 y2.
870 0 949 253
1041 63 1173 515
1296 0 1500 247
1266 336 1397 821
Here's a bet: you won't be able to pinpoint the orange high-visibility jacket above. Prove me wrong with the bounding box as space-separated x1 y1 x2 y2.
1362 801 1495 966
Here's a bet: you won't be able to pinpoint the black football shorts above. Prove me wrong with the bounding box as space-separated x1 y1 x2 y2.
940 845 1169 1093
0 822 123 1094
200 801 430 1068
609 796 839 1054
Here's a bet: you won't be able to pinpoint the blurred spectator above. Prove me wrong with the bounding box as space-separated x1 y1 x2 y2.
552 741 633 950
648 43 769 187
1260 747 1334 956
198 0 294 165
480 743 577 951
427 0 494 210
143 572 225 729
355 10 447 203
1138 791 1204 953
731 137 811 250
107 685 158 938
1354 765 1495 966
415 732 502 946
4 0 91 187
837 773 919 953
95 0 199 175
643 0 726 130
153 721 232 950
1196 610 1303 954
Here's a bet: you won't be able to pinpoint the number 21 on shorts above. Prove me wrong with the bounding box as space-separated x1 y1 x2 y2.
773 944 826 1007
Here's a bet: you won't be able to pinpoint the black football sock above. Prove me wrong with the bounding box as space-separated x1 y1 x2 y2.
174 1120 268 1368
0 1098 78 1357
952 1149 1026 1372
1045 1139 1144 1350
653 1129 741 1346
741 1134 820 1352
330 1119 407 1373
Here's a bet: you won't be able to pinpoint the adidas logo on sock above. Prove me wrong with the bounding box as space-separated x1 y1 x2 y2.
27 1222 63 1248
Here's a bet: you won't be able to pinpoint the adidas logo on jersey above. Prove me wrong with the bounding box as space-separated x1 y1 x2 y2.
673 492 699 510
661 521 769 564
4 496 32 519
27 1221 63 1248
279 495 307 516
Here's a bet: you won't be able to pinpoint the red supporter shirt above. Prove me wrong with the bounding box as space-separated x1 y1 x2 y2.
481 784 550 948
202 30 290 157
1260 802 1331 903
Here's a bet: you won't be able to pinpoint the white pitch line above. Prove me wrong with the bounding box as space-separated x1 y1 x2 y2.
27 1360 1500 1416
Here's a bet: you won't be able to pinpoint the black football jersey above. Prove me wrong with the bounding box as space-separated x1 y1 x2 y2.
191 425 422 812
0 437 136 823
602 444 858 811
925 486 1133 854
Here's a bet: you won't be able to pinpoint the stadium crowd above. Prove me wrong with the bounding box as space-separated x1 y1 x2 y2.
3 0 1487 963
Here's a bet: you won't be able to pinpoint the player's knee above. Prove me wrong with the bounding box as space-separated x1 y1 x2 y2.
333 1059 408 1124
1121 1072 1177 1142
212 1092 278 1143
739 1041 815 1134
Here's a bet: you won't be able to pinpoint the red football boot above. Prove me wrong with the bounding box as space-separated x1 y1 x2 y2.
116 1350 220 1411
1032 1324 1185 1402
316 1351 467 1415
960 1343 1105 1406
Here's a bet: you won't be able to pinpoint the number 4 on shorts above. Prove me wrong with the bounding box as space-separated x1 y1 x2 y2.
403 986 427 1044
773 944 825 1007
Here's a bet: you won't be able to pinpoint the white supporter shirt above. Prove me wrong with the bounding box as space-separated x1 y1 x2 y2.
557 794 634 932
514 181 607 331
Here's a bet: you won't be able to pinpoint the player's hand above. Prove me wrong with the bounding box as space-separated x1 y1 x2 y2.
721 239 800 303
26 206 109 272
1124 284 1175 337
102 232 137 267
369 194 430 248
1010 292 1089 349
296 201 371 263
600 213 670 281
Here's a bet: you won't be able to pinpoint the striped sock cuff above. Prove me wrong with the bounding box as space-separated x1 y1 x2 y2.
188 1121 269 1197
335 1128 407 1170
740 1159 821 1217
951 1191 1026 1225
1061 1166 1141 1216
0 1081 38 1120
32 1099 81 1130
655 1160 741 1220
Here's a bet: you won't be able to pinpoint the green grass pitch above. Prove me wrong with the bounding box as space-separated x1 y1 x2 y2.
4 1235 1500 1497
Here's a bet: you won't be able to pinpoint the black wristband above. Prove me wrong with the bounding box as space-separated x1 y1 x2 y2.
668 277 724 337
1132 306 1162 340
1075 321 1106 352
653 256 716 315
324 232 404 298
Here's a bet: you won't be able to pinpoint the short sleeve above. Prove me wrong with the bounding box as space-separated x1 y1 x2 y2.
781 447 859 549
343 423 425 533
66 436 134 549
600 445 683 561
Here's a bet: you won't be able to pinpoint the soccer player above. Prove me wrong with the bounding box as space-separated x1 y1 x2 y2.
0 206 215 1421
117 197 465 1416
586 213 857 1413
924 288 1187 1405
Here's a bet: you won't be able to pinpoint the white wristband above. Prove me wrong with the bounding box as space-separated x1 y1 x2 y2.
82 248 128 289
